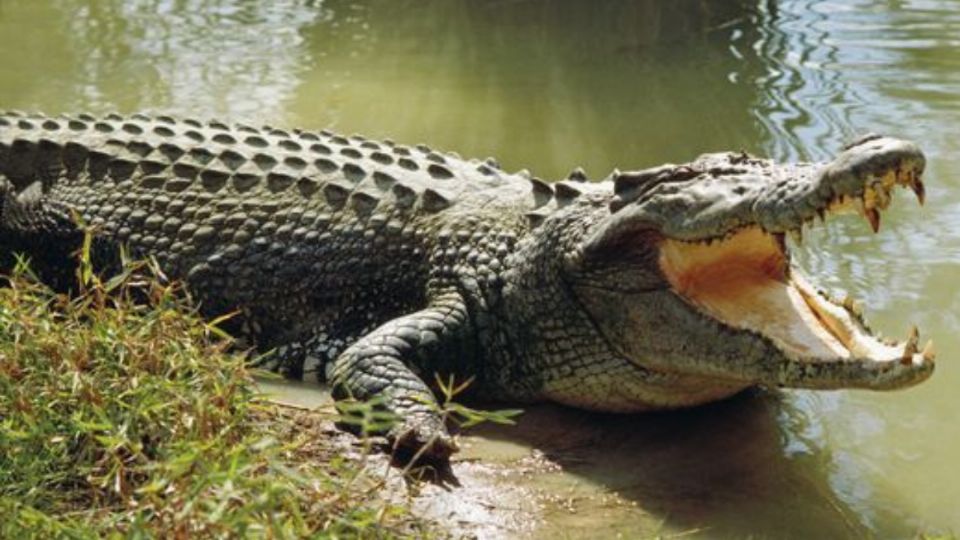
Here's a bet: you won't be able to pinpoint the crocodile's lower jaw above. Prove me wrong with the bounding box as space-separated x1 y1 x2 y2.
658 225 935 387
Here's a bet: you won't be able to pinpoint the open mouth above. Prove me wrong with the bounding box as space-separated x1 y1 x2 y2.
657 164 935 388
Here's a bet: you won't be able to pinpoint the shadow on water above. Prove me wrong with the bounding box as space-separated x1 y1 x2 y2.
466 391 915 539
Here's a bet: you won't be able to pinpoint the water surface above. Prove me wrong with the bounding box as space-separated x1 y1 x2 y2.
1 1 957 537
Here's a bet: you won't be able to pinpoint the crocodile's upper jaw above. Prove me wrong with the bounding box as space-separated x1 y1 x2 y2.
656 155 934 390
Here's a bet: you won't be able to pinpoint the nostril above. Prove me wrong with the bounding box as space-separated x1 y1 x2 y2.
843 133 884 151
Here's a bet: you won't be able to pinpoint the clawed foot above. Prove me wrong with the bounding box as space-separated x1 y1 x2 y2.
388 413 459 460
336 408 459 461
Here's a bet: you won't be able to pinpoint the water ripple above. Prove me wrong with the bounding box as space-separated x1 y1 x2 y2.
59 0 323 122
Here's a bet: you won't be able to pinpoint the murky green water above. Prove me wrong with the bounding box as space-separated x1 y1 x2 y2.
1 1 958 537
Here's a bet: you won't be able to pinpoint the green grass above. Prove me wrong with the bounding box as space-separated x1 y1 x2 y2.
0 255 430 539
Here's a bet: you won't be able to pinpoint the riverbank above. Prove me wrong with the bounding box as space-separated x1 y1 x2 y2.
0 260 431 538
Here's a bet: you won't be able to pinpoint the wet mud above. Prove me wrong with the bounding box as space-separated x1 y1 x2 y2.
260 381 877 539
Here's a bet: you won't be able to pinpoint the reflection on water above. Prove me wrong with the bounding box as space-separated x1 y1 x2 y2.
0 0 958 536
751 2 863 162
293 0 772 177
758 3 960 534
0 0 321 119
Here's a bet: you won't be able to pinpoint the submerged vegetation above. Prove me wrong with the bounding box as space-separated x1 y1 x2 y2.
0 252 431 538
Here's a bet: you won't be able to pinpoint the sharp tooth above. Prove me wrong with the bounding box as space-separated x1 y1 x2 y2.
922 340 936 361
865 207 881 233
842 294 862 317
843 294 863 319
903 325 920 357
911 178 926 206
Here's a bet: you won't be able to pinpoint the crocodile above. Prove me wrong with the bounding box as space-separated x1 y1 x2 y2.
0 112 935 458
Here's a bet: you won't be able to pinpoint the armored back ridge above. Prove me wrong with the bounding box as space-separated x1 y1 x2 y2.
0 112 935 458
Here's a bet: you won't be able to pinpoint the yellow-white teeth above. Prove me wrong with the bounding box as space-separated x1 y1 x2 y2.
902 325 920 360
922 340 936 361
841 294 865 318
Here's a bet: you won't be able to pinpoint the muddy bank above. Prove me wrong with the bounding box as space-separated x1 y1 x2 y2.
261 381 880 539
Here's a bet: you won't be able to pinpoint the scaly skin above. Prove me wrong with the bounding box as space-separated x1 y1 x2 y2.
0 112 935 458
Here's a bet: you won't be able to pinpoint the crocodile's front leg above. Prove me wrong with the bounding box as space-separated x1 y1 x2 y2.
327 291 469 458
